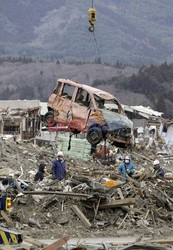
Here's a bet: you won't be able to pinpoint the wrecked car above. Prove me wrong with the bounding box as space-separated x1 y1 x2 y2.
45 79 133 147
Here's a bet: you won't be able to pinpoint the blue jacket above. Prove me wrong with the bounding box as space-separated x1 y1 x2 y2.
52 159 66 180
155 167 165 177
117 162 136 178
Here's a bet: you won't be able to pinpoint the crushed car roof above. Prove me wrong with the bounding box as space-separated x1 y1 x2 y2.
58 79 116 100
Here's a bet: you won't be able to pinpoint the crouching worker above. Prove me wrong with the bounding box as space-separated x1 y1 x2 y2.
52 151 66 181
34 163 46 182
153 159 165 178
117 155 136 179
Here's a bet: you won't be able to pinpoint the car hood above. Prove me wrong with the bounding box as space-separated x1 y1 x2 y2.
102 109 133 130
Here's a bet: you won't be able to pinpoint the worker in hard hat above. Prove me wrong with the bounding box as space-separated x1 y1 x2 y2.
117 155 136 179
153 159 165 178
52 151 66 181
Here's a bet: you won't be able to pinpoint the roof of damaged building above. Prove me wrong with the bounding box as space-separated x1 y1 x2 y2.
105 103 163 119
0 100 40 110
0 100 41 118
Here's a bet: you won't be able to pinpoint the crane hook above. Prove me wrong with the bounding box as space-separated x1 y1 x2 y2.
88 7 96 32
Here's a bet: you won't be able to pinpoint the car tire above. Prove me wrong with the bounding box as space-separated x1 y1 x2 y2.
44 111 55 127
87 126 103 145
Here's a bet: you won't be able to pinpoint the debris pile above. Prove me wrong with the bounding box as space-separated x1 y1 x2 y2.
0 138 173 249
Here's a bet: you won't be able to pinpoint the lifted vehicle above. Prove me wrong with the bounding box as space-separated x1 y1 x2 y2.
45 79 133 147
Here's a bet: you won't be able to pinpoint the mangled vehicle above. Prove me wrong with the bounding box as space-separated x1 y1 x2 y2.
45 79 133 147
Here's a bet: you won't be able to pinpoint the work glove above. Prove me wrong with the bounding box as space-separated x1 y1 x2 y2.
126 169 131 174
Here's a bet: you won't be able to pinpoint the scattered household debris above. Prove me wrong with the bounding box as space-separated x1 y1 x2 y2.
0 95 173 249
0 133 173 249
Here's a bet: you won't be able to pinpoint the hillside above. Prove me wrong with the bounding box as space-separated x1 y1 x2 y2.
1 0 173 64
0 58 172 117
0 59 138 101
93 62 173 118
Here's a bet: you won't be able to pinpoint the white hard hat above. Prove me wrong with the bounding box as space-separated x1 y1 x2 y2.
57 151 64 157
124 155 130 161
153 159 160 166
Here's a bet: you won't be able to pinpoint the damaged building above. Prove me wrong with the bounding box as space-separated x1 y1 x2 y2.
0 100 41 141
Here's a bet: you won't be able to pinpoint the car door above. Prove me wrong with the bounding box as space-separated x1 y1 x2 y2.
53 83 76 123
69 88 91 131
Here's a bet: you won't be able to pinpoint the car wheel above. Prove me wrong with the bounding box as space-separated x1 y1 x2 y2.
87 126 103 145
44 111 55 127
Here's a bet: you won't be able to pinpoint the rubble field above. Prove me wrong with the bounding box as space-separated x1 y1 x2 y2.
0 139 173 249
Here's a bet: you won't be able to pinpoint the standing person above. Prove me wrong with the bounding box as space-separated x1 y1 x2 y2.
34 163 46 182
153 159 165 178
52 151 66 181
117 155 136 179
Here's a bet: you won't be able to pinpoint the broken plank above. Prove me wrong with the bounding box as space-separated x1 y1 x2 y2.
17 241 34 250
23 191 90 199
1 211 14 227
43 236 69 250
146 239 173 245
117 188 129 212
24 236 44 248
132 151 153 162
71 205 92 229
99 198 135 209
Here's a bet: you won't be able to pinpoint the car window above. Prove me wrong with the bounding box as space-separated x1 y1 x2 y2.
53 82 62 94
75 89 91 107
62 84 75 100
94 95 105 109
104 100 123 114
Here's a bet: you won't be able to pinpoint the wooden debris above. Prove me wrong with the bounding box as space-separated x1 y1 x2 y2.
24 236 44 248
94 197 101 220
118 212 129 229
99 198 135 209
71 205 92 229
0 246 14 250
43 236 69 250
0 211 14 227
117 188 129 212
17 241 34 250
23 191 90 199
146 239 173 245
132 151 153 162
145 209 150 219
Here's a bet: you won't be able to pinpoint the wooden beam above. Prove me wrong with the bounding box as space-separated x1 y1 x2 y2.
24 236 44 248
117 188 129 212
99 198 135 209
0 211 14 227
22 191 89 199
146 239 173 245
71 205 92 229
43 236 69 250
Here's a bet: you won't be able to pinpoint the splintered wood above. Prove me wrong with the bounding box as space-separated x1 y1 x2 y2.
71 205 92 229
99 198 135 209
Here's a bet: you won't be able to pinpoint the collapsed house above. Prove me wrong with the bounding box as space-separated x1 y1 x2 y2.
0 100 41 140
160 119 173 145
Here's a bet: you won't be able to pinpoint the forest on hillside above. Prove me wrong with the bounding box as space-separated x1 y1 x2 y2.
93 62 173 118
0 57 173 118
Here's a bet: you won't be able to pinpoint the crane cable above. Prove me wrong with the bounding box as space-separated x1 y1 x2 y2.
93 30 107 82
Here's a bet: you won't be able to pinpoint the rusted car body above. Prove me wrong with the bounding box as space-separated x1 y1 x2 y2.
45 79 133 146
